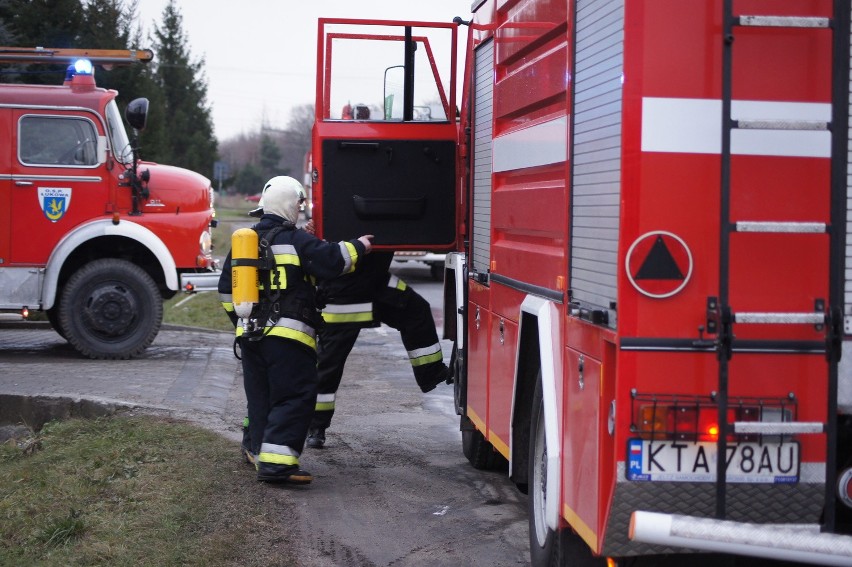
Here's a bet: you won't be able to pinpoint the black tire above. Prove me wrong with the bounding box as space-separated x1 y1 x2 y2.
46 304 66 339
528 377 605 567
461 415 498 470
452 343 465 415
58 258 162 359
429 263 443 281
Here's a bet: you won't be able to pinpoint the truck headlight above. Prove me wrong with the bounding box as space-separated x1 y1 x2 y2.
200 230 212 256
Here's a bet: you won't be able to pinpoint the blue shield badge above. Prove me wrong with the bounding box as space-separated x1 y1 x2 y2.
38 187 72 222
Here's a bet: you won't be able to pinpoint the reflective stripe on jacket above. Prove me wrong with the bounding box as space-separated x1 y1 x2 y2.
217 214 367 349
236 316 317 350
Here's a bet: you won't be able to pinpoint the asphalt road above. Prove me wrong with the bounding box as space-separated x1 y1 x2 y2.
0 262 531 567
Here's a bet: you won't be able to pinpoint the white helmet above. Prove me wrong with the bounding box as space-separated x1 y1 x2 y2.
249 176 306 223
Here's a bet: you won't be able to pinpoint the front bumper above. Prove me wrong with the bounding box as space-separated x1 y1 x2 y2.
179 270 222 293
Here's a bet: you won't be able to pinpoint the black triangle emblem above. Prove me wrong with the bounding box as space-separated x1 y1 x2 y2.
634 236 684 280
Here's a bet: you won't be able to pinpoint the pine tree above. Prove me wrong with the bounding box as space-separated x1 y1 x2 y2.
0 0 15 45
73 0 164 162
0 0 84 84
233 163 264 196
151 0 217 176
259 134 283 180
78 0 136 92
0 0 216 171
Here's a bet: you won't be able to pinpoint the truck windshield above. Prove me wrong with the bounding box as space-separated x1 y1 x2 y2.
105 100 133 164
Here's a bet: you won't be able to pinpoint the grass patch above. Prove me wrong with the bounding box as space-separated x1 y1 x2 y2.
213 194 255 255
163 292 233 333
0 415 289 567
162 193 252 333
214 193 256 220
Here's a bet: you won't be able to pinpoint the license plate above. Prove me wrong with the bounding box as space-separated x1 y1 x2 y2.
626 438 799 483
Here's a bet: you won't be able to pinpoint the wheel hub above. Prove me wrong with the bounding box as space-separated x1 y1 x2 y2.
82 285 137 337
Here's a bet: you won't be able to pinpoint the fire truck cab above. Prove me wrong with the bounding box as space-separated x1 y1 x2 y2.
313 2 852 565
0 48 217 359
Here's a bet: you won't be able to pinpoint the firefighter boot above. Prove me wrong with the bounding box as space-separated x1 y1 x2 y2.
306 427 326 449
256 462 313 485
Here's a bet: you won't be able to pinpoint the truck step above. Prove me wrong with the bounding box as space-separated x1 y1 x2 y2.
732 312 825 325
733 421 824 435
735 15 830 28
734 221 827 233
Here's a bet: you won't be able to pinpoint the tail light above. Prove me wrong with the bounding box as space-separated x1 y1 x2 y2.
632 394 793 443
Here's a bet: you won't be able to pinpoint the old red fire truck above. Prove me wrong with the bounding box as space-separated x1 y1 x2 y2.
0 47 216 359
311 1 852 565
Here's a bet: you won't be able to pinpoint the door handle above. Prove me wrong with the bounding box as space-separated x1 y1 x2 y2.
15 181 33 186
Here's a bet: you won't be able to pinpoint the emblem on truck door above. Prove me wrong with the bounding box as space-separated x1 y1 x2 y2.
37 187 72 222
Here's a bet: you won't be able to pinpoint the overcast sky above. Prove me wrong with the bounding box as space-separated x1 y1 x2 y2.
135 0 472 141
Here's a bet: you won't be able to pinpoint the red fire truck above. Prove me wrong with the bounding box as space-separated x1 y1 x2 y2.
312 2 852 565
0 47 217 359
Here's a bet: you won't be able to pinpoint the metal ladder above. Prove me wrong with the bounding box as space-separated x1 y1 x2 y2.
714 0 850 528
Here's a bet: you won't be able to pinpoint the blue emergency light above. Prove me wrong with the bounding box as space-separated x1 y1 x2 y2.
64 58 94 81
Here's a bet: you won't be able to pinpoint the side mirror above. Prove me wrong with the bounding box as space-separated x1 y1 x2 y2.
125 98 149 132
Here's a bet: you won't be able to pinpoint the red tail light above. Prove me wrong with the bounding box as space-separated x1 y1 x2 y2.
632 394 793 442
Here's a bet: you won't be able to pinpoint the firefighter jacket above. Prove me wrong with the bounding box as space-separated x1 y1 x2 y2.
317 251 396 327
218 214 368 350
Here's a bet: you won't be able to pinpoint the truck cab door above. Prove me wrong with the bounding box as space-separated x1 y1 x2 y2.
313 19 459 250
9 109 105 265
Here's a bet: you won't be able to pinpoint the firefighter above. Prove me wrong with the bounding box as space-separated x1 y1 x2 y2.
302 231 450 449
218 176 373 484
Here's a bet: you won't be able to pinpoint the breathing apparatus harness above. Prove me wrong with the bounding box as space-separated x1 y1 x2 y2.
230 221 295 348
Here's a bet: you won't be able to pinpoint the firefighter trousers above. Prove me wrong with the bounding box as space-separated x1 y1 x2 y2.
311 286 447 430
241 336 318 460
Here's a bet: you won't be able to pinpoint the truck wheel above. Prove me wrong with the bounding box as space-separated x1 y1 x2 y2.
430 263 442 281
452 343 465 415
528 377 604 567
46 304 66 339
58 258 162 359
461 415 498 470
